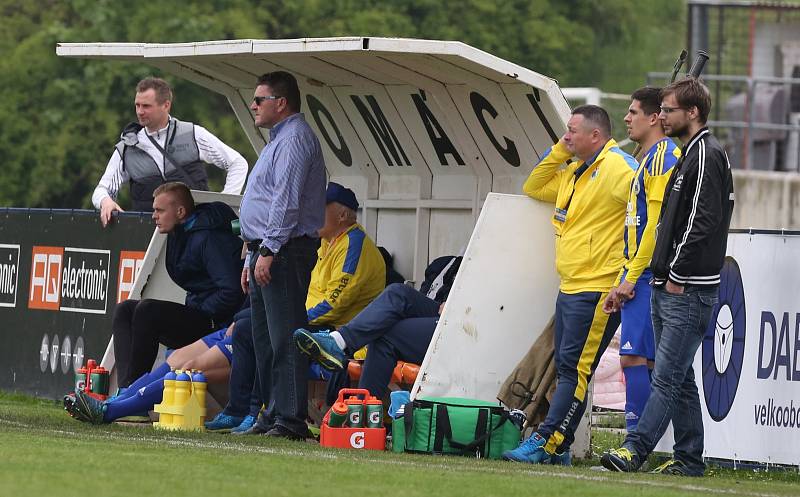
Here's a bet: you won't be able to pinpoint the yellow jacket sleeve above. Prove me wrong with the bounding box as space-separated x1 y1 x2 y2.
623 185 664 284
523 142 572 203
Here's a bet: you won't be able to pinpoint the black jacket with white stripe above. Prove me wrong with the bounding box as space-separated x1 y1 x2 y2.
651 127 734 287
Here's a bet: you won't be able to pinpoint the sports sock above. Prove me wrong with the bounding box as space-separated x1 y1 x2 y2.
330 331 346 351
122 363 171 397
104 378 165 422
623 364 651 432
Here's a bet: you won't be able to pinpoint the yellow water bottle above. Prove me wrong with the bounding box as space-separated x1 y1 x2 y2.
159 370 178 425
191 370 208 424
172 370 191 425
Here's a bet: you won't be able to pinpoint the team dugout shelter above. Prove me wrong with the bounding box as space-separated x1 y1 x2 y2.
57 37 569 284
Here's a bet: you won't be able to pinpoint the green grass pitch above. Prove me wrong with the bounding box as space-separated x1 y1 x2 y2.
1 391 798 497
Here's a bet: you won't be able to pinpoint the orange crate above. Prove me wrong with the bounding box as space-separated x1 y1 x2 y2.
319 388 386 451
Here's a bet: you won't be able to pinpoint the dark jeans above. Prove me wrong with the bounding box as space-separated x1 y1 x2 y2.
338 283 440 399
223 312 262 418
249 237 318 436
358 317 437 399
624 285 718 476
113 299 214 387
538 291 620 454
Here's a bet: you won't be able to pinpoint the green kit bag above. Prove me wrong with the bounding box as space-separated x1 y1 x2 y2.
392 397 521 459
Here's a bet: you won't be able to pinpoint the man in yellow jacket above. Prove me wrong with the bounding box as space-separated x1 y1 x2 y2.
306 182 386 332
503 105 636 465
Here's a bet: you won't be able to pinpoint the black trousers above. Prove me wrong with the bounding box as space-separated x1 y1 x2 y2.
113 299 214 387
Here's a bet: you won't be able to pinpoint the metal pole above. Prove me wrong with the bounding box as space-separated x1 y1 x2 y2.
715 6 724 122
747 78 757 170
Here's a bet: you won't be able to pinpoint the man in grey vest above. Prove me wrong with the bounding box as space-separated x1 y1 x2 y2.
92 77 248 226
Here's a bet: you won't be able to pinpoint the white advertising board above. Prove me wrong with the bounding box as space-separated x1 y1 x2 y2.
697 232 800 466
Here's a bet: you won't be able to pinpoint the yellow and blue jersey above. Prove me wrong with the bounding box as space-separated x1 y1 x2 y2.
617 138 681 285
523 139 636 293
306 223 386 329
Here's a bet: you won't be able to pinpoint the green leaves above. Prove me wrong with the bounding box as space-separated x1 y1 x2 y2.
0 0 684 208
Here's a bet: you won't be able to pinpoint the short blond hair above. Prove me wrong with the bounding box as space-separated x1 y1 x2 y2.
153 182 194 212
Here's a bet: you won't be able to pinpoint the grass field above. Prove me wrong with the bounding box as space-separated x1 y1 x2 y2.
1 391 798 497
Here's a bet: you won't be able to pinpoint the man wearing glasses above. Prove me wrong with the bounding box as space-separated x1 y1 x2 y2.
92 77 248 226
238 71 326 440
602 86 681 435
602 77 734 476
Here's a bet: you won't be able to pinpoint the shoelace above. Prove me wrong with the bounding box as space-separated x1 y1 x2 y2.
652 459 680 473
611 447 633 461
520 435 544 450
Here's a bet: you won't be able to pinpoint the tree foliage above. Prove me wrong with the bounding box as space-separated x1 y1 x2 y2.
0 0 685 208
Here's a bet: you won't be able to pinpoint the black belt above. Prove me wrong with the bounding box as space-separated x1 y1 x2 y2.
246 235 314 252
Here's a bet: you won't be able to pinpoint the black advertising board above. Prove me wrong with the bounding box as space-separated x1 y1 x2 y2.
0 209 153 399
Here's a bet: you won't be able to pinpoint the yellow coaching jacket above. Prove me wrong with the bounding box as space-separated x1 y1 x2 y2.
306 223 386 329
523 139 636 294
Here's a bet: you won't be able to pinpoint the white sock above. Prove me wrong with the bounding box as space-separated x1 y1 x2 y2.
330 331 346 351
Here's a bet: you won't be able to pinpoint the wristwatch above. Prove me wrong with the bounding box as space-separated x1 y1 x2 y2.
258 246 274 258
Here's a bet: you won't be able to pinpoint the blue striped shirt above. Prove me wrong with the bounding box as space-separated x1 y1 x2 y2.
239 113 326 254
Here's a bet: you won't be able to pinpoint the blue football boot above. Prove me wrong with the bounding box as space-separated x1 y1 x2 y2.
502 432 552 464
293 329 346 371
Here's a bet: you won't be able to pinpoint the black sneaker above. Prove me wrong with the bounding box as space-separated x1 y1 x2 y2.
233 419 272 436
650 459 698 476
67 390 107 424
600 447 641 472
265 424 307 441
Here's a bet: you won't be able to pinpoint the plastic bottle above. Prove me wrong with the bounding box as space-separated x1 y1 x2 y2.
90 366 110 396
365 397 383 428
191 370 207 414
172 370 191 425
345 397 364 428
328 401 348 427
159 370 178 425
75 364 89 393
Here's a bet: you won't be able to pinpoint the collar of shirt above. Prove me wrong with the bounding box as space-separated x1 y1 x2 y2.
321 223 358 258
573 146 603 181
269 113 302 141
684 126 710 154
584 147 603 167
144 116 173 141
642 138 668 167
183 212 198 231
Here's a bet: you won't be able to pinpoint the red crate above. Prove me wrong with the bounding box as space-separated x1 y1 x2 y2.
319 388 386 451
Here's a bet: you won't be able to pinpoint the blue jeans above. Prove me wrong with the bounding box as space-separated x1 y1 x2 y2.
338 283 440 351
338 284 440 399
624 285 718 476
249 236 319 435
359 317 437 399
223 312 263 418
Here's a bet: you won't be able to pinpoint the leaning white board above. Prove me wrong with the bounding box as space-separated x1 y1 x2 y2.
411 192 592 457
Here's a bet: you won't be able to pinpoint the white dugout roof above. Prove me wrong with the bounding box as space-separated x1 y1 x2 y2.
57 37 571 282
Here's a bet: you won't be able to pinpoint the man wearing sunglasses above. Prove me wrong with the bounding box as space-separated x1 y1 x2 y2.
92 77 248 227
238 71 326 440
602 77 734 477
